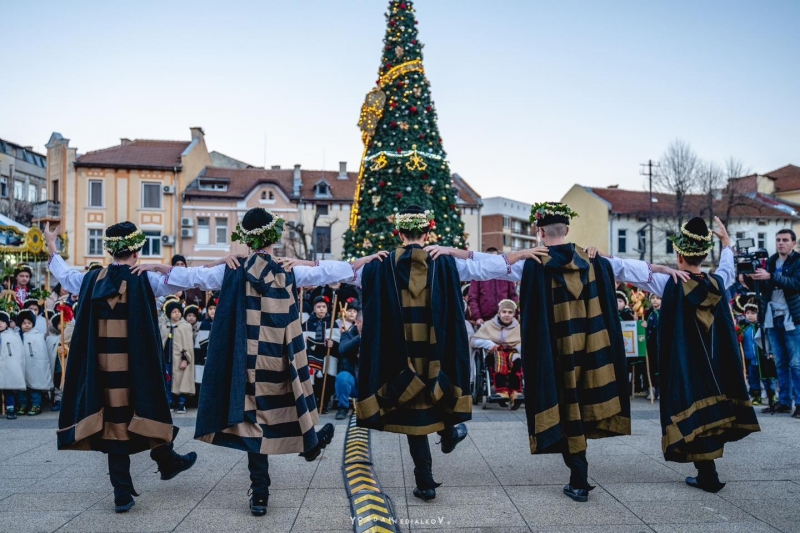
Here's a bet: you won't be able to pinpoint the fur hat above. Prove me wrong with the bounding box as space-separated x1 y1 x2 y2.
0 311 11 326
313 295 330 306
498 299 517 312
743 298 759 313
669 217 714 257
15 309 37 327
164 299 183 317
616 291 629 305
183 304 201 320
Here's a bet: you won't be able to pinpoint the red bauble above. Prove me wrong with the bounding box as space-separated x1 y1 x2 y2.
415 20 418 24
396 81 404 88
396 193 403 199
385 63 392 69
439 138 443 143
390 121 398 128
411 39 417 45
389 20 396 26
379 181 386 188
419 134 425 139
421 174 428 179
393 229 400 236
396 148 403 154
399 3 407 9
368 218 374 224
425 105 432 112
390 101 397 108
410 106 417 113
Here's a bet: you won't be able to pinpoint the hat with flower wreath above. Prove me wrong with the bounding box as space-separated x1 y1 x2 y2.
395 205 435 235
103 222 146 255
232 208 284 250
530 202 579 227
668 217 714 257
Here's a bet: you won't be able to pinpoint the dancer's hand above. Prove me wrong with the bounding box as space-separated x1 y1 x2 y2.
44 222 60 255
507 246 549 264
425 245 466 260
352 251 389 271
130 263 170 276
205 255 242 269
651 264 691 283
275 257 315 271
712 216 731 248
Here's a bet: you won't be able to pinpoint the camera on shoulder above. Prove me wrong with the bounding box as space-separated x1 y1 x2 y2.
736 238 769 276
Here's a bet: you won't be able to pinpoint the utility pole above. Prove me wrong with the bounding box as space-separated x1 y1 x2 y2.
640 160 659 264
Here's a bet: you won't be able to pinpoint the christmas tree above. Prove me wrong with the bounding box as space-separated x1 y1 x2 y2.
342 0 466 260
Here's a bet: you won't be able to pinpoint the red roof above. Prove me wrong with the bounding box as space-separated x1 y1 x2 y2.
75 140 191 169
767 165 800 193
588 187 797 220
185 166 483 206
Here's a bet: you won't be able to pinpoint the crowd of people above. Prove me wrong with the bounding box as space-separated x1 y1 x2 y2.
1 200 797 515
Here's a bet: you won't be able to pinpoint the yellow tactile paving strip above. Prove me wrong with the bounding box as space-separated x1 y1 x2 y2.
342 415 401 533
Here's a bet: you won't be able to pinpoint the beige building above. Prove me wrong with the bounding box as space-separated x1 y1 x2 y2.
41 128 211 266
181 164 484 265
1 137 47 226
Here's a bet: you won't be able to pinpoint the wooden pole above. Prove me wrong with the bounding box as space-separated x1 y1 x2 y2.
59 307 68 391
318 294 338 414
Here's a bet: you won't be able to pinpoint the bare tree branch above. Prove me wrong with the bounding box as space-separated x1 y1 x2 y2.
654 139 700 228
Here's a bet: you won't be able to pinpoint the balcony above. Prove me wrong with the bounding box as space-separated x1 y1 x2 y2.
32 200 61 220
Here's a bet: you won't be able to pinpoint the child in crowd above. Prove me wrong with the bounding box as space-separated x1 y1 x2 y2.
16 309 50 416
161 300 195 413
0 311 26 419
741 299 777 406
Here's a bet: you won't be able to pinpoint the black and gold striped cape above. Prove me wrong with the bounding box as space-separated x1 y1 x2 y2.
520 244 631 455
356 245 471 435
659 272 759 462
57 266 177 454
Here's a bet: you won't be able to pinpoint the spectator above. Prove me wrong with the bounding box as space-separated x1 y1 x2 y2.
467 247 518 326
335 310 362 420
0 311 26 420
741 299 777 406
470 299 523 409
15 309 49 416
160 300 195 414
644 294 661 400
747 229 800 417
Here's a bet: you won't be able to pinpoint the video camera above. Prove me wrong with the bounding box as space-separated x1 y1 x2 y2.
736 238 769 276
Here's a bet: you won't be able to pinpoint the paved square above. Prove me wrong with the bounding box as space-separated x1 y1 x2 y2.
1 401 798 532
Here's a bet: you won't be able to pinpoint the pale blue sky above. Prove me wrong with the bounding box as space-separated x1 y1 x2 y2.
3 0 798 203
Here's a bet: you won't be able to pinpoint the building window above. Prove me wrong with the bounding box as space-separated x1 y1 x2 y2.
87 229 103 255
269 191 274 200
198 180 228 192
52 179 59 203
735 231 745 241
27 184 37 203
215 217 228 244
503 234 511 246
0 177 8 198
261 191 267 200
14 180 24 200
758 232 766 249
314 182 331 197
666 231 674 254
618 229 627 254
637 228 646 254
314 226 331 255
317 204 329 216
197 217 210 245
40 187 46 201
503 216 510 228
141 182 161 209
141 231 161 257
88 180 103 207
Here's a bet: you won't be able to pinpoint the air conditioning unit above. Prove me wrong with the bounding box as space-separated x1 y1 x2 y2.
163 185 176 194
161 235 176 245
181 217 194 227
181 228 194 238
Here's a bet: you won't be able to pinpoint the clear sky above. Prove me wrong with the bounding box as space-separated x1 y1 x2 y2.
3 0 798 204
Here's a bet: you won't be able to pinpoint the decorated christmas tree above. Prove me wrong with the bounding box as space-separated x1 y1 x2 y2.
342 0 466 259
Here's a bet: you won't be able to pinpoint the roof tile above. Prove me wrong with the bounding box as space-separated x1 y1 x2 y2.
75 140 190 169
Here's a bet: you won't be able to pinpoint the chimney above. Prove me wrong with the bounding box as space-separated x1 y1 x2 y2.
190 127 205 141
293 164 302 197
271 165 281 170
120 138 133 146
338 161 348 180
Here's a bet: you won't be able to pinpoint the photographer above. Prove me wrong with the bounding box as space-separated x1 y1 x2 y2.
746 229 800 418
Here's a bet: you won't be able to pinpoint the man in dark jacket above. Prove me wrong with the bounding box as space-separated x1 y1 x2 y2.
335 310 362 420
747 229 800 417
467 248 518 324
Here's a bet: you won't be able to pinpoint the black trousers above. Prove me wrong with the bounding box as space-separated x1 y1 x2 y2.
407 427 456 490
248 452 271 496
694 460 719 482
108 443 174 497
562 451 590 490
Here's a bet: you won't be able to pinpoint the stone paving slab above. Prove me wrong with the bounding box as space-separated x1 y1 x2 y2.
0 402 798 532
